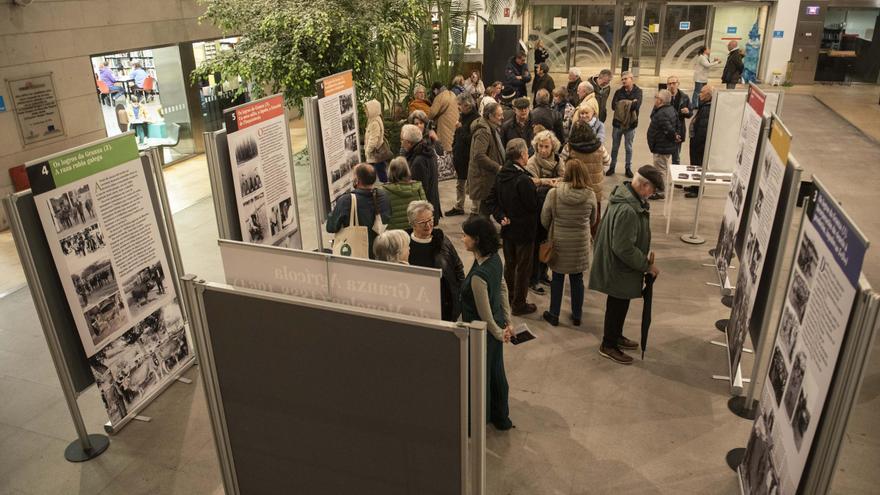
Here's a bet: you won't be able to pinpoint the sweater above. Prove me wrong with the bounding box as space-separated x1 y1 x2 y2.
460 253 510 341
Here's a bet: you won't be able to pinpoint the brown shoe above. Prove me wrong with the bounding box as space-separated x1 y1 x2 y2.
599 345 634 365
512 303 537 316
618 336 639 350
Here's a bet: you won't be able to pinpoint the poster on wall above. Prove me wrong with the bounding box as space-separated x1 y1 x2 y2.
738 181 868 495
316 70 361 207
26 134 192 425
726 117 790 387
224 95 301 248
7 74 66 146
714 84 767 285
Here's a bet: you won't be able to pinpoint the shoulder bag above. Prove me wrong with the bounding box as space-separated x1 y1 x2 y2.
538 189 557 264
332 193 370 258
374 138 395 162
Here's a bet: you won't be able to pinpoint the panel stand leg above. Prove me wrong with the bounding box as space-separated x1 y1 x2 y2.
727 396 759 420
176 377 193 384
715 319 728 332
64 434 110 462
134 415 152 422
721 295 734 308
726 448 746 472
708 248 716 257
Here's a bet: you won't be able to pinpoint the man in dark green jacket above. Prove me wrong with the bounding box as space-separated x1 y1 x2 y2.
589 165 664 364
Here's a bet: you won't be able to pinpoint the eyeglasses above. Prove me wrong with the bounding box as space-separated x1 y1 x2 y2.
414 218 434 227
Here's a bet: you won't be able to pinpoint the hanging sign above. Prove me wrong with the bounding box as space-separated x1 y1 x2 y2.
25 133 192 426
624 16 636 27
0 95 6 112
316 70 361 207
679 21 691 30
773 30 785 39
552 17 567 29
728 26 738 34
7 74 66 146
224 94 302 248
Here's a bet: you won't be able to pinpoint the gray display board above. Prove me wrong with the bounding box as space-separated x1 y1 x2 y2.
193 281 470 494
703 86 783 173
205 128 244 241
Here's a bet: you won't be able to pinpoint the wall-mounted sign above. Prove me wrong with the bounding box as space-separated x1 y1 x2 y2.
806 5 820 15
648 23 660 33
805 32 813 37
727 26 738 34
552 16 567 29
0 95 6 112
7 74 66 147
503 7 510 17
679 21 691 30
624 15 636 27
773 30 785 38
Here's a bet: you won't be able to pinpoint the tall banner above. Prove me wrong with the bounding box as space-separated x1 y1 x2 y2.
739 181 868 494
316 70 361 206
26 134 192 426
224 95 301 248
714 85 767 285
726 117 791 387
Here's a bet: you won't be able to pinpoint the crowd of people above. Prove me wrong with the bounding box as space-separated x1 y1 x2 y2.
326 45 742 429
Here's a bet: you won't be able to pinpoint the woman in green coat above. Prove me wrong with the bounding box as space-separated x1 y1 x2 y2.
381 157 426 230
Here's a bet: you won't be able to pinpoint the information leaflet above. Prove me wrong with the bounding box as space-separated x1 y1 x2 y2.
317 70 361 206
726 118 790 386
739 183 868 495
224 95 301 248
26 134 192 425
714 85 766 282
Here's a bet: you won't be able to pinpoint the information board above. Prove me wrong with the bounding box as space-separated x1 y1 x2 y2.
224 95 301 248
739 181 868 495
25 134 192 426
8 74 65 146
316 70 361 206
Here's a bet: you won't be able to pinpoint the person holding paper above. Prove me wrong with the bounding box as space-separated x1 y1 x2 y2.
459 215 514 430
692 46 720 109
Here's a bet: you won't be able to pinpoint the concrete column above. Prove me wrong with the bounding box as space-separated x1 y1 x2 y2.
761 0 801 82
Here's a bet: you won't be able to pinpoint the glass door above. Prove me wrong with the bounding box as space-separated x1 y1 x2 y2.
530 5 573 74
618 0 639 72
570 3 617 75
660 4 711 78
637 2 663 73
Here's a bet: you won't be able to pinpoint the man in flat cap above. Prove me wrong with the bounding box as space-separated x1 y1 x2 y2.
589 165 663 365
501 97 534 155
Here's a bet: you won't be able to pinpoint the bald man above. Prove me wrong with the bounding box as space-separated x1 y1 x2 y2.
722 41 744 89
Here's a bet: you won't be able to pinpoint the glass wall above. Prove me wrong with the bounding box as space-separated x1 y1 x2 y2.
192 38 250 133
530 5 574 73
710 5 768 81
637 2 663 73
571 4 617 73
817 8 880 83
660 4 711 78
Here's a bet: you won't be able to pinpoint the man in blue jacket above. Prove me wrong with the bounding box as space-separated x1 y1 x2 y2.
326 164 391 259
503 52 532 98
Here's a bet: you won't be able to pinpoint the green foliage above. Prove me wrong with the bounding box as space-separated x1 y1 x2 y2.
194 0 424 111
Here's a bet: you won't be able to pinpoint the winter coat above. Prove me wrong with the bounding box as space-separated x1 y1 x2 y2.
647 104 679 155
534 47 550 67
487 160 539 243
405 142 441 223
405 228 465 322
553 100 575 139
503 57 532 97
364 100 385 164
381 181 426 230
670 90 692 141
452 106 479 178
501 117 535 154
408 98 431 115
563 124 609 202
589 183 651 299
541 183 597 274
526 152 561 180
326 188 392 258
588 75 611 122
531 105 565 144
451 85 466 96
566 77 582 107
465 79 485 98
467 117 505 201
693 54 720 83
689 101 711 167
611 85 643 129
429 89 460 153
722 48 744 84
532 72 556 99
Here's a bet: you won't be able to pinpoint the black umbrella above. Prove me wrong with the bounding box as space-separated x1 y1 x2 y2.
640 273 656 360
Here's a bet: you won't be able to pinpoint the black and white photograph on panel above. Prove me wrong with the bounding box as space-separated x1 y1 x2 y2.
768 345 789 406
234 136 259 164
788 271 811 322
783 351 807 419
746 233 763 285
339 93 354 114
727 275 750 371
243 192 268 243
779 306 800 361
59 223 106 259
344 132 359 152
716 217 737 271
742 409 780 495
754 188 765 216
729 175 745 215
239 164 263 197
341 113 356 134
89 302 190 424
797 234 819 282
84 292 127 346
792 387 812 451
72 258 118 308
46 184 97 234
269 204 282 236
278 197 294 229
122 261 168 318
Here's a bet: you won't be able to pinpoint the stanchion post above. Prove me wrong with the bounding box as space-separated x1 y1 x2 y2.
681 171 708 244
2 194 110 462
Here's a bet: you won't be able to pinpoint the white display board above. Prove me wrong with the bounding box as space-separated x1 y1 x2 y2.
219 239 442 320
739 181 869 495
223 95 302 248
726 117 791 388
705 87 782 174
25 134 192 426
316 70 361 206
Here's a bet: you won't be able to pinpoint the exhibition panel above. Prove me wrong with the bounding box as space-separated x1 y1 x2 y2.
317 70 361 207
183 278 485 495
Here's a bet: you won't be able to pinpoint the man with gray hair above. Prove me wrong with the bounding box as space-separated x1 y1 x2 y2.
588 68 613 122
646 89 679 199
448 93 480 216
468 101 506 215
531 88 565 143
608 71 643 178
566 68 582 107
486 138 539 315
401 123 441 222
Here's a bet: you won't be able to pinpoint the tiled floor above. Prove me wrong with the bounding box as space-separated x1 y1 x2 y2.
1 85 878 494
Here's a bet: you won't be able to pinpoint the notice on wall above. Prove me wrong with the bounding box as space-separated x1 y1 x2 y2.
552 17 567 29
8 74 66 146
26 134 192 425
714 85 767 285
726 118 790 386
624 16 636 27
224 95 301 248
739 182 867 495
317 70 361 207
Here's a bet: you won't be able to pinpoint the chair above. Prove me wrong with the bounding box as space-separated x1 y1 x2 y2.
96 80 113 106
136 76 156 102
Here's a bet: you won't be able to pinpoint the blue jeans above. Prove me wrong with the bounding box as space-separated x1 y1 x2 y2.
672 143 681 165
692 82 705 110
548 271 585 320
373 161 388 183
131 122 147 143
609 127 635 172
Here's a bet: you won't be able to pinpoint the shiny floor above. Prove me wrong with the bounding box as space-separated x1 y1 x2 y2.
0 84 878 494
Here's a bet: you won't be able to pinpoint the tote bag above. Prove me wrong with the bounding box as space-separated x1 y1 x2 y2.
332 194 370 258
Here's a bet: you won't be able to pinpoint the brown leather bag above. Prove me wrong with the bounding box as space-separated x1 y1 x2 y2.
538 190 557 264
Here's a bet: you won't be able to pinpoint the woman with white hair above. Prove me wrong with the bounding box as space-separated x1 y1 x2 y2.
400 123 441 223
527 130 562 181
406 200 465 322
373 229 411 264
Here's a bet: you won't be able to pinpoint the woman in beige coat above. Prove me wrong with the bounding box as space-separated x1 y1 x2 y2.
540 159 597 327
364 99 388 182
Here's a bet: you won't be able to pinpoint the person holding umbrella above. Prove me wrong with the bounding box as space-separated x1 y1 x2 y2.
589 165 663 365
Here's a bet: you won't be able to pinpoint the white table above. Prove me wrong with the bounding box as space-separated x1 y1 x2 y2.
663 164 733 234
